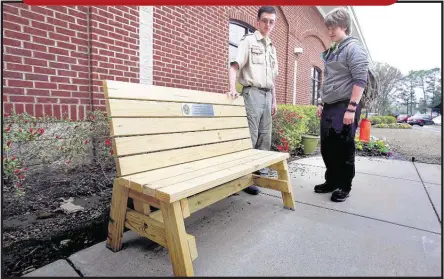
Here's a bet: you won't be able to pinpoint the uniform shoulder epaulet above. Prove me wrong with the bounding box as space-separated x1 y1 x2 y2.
240 33 254 41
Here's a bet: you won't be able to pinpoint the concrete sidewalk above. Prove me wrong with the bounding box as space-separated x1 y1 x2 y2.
25 156 442 277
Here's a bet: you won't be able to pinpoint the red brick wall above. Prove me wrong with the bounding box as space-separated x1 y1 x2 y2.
152 6 329 104
3 4 329 119
89 6 140 111
282 6 330 105
2 4 139 120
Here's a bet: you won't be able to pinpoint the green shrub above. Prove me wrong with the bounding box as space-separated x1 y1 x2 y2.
398 123 413 129
374 123 388 128
272 105 307 152
355 136 391 155
369 116 382 125
2 110 113 194
299 105 319 136
382 116 396 124
374 123 412 129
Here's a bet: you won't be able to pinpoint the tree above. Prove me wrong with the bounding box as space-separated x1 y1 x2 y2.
373 62 403 115
425 68 441 108
417 98 428 113
396 73 417 115
410 70 429 106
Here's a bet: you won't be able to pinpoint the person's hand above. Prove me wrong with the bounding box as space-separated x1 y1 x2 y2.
227 89 239 99
343 110 355 125
316 105 323 118
272 102 277 116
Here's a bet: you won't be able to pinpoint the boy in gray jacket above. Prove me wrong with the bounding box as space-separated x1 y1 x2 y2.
315 7 369 202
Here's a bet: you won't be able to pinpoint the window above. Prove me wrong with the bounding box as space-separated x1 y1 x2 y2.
228 21 255 63
311 67 321 105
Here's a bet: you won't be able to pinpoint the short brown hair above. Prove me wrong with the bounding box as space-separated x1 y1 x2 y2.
325 7 352 35
258 6 276 19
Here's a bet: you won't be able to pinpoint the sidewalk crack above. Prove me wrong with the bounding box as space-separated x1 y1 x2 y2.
66 258 84 277
413 162 442 224
260 192 441 235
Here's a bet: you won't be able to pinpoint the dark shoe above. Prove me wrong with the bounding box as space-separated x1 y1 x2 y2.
243 185 260 195
253 168 269 176
331 189 350 202
314 182 337 193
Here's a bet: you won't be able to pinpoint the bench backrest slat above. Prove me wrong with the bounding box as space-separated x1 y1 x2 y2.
111 117 249 137
103 81 253 177
107 99 247 118
115 128 251 156
105 80 245 106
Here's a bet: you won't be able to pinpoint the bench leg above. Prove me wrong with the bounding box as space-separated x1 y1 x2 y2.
160 201 194 276
275 160 295 210
106 180 129 252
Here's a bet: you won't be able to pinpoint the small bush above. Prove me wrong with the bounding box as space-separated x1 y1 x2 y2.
369 116 382 125
374 123 388 128
299 106 319 136
355 136 391 156
382 116 396 124
2 111 114 195
369 115 396 125
272 105 307 152
374 123 412 129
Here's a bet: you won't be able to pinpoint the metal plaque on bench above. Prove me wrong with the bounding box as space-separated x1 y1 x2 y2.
182 103 214 117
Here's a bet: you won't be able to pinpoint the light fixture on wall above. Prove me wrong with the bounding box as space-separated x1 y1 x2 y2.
293 48 303 105
294 47 303 54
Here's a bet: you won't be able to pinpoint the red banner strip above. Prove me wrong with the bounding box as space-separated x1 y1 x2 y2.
23 0 396 6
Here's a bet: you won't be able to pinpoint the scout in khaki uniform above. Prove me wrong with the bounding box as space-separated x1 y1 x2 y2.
228 6 278 195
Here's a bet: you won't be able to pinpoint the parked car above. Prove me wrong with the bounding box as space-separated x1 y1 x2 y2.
432 116 441 125
396 114 410 123
407 114 435 126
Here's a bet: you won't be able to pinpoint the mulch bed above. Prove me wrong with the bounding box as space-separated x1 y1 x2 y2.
2 165 116 277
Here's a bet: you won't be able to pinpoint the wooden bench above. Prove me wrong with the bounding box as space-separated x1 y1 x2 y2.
103 80 295 276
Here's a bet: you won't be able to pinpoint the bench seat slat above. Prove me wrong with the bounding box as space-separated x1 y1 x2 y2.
107 99 247 118
121 149 258 185
111 117 249 137
104 80 245 106
114 128 251 156
155 151 289 202
134 151 270 197
117 138 253 177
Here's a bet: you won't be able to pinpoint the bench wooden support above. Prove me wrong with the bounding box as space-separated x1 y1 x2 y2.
161 201 194 276
125 208 198 262
106 181 129 252
148 175 254 223
255 160 295 210
103 80 295 276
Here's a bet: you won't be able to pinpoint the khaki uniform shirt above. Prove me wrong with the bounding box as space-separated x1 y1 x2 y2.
231 30 279 89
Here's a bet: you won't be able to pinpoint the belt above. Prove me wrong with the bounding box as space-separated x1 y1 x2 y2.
244 86 271 92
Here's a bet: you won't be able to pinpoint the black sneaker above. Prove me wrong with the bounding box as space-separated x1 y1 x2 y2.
253 168 269 176
243 185 260 195
314 182 337 193
331 189 350 202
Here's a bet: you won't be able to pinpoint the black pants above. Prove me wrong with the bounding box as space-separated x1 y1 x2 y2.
320 100 361 191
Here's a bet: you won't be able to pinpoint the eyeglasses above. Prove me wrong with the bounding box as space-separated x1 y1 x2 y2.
260 18 275 25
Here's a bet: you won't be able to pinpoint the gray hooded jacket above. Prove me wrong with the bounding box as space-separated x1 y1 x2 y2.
320 37 369 104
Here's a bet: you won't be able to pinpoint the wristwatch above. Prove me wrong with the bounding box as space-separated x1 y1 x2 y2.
349 101 358 107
